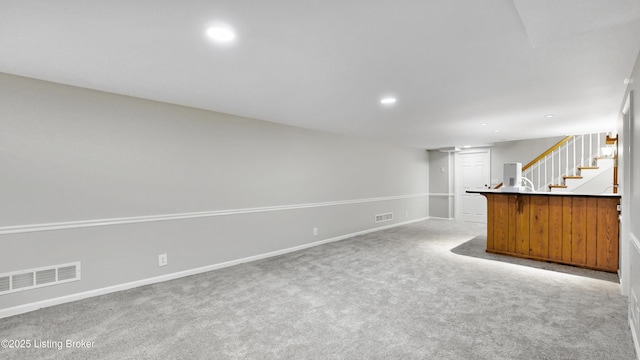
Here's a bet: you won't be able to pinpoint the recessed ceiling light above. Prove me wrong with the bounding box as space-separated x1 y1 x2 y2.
544 114 555 118
463 145 471 148
206 25 236 42
380 97 397 105
480 123 488 126
494 130 499 133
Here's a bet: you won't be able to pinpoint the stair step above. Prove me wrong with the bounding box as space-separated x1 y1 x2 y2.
563 175 583 179
548 184 568 189
578 166 599 170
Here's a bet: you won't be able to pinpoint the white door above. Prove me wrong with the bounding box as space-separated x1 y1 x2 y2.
456 149 490 223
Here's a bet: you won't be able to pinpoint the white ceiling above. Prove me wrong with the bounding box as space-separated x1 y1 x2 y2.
1 0 639 149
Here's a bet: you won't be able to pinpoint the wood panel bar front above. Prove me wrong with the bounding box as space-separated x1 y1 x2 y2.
468 190 620 273
515 195 530 256
548 196 563 261
529 195 549 259
493 194 510 252
571 197 588 265
586 197 598 267
596 197 620 271
561 197 573 263
486 194 495 251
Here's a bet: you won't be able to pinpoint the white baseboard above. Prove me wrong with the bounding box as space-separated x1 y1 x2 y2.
631 318 640 360
630 232 640 359
0 217 429 319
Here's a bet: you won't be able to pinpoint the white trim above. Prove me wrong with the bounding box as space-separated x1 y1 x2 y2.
0 217 429 319
631 318 640 360
0 193 429 235
623 91 631 115
428 193 454 197
631 232 640 254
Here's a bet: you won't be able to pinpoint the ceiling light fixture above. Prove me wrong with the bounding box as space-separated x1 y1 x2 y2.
480 123 488 126
544 114 555 118
206 25 236 43
380 97 397 105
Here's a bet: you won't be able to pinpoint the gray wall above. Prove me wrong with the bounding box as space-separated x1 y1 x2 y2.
0 73 429 311
490 136 565 187
427 150 454 219
428 139 566 219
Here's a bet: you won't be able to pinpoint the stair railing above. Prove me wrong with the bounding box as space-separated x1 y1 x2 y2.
495 132 609 192
522 133 607 191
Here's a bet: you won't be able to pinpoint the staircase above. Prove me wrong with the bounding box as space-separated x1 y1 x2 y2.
548 157 615 193
517 132 617 194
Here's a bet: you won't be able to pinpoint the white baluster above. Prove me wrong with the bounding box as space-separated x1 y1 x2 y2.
588 134 593 166
573 137 576 176
565 141 569 178
581 134 585 167
544 156 547 189
551 150 555 185
558 146 562 182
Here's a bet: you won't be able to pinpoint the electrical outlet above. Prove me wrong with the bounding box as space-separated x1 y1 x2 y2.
313 227 318 236
158 254 168 267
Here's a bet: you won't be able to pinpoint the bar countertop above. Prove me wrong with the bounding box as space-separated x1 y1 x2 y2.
466 189 621 198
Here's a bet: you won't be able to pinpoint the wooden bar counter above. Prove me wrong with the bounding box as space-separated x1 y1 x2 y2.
467 190 620 273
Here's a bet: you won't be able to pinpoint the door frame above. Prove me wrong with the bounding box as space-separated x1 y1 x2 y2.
620 91 632 296
454 148 491 221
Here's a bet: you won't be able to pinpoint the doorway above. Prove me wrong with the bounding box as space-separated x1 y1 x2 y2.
456 149 490 223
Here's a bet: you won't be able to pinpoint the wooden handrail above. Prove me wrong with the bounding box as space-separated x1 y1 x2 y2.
494 135 574 189
522 135 574 171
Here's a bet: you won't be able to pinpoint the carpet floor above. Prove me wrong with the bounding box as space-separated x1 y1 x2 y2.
0 219 635 359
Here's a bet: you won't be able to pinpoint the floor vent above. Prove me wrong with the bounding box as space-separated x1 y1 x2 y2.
375 212 394 223
0 262 81 296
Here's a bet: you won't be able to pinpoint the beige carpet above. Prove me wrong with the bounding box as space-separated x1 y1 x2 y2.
0 219 635 359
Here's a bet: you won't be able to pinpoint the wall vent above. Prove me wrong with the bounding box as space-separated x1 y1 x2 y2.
0 262 81 296
375 212 394 223
0 276 10 292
